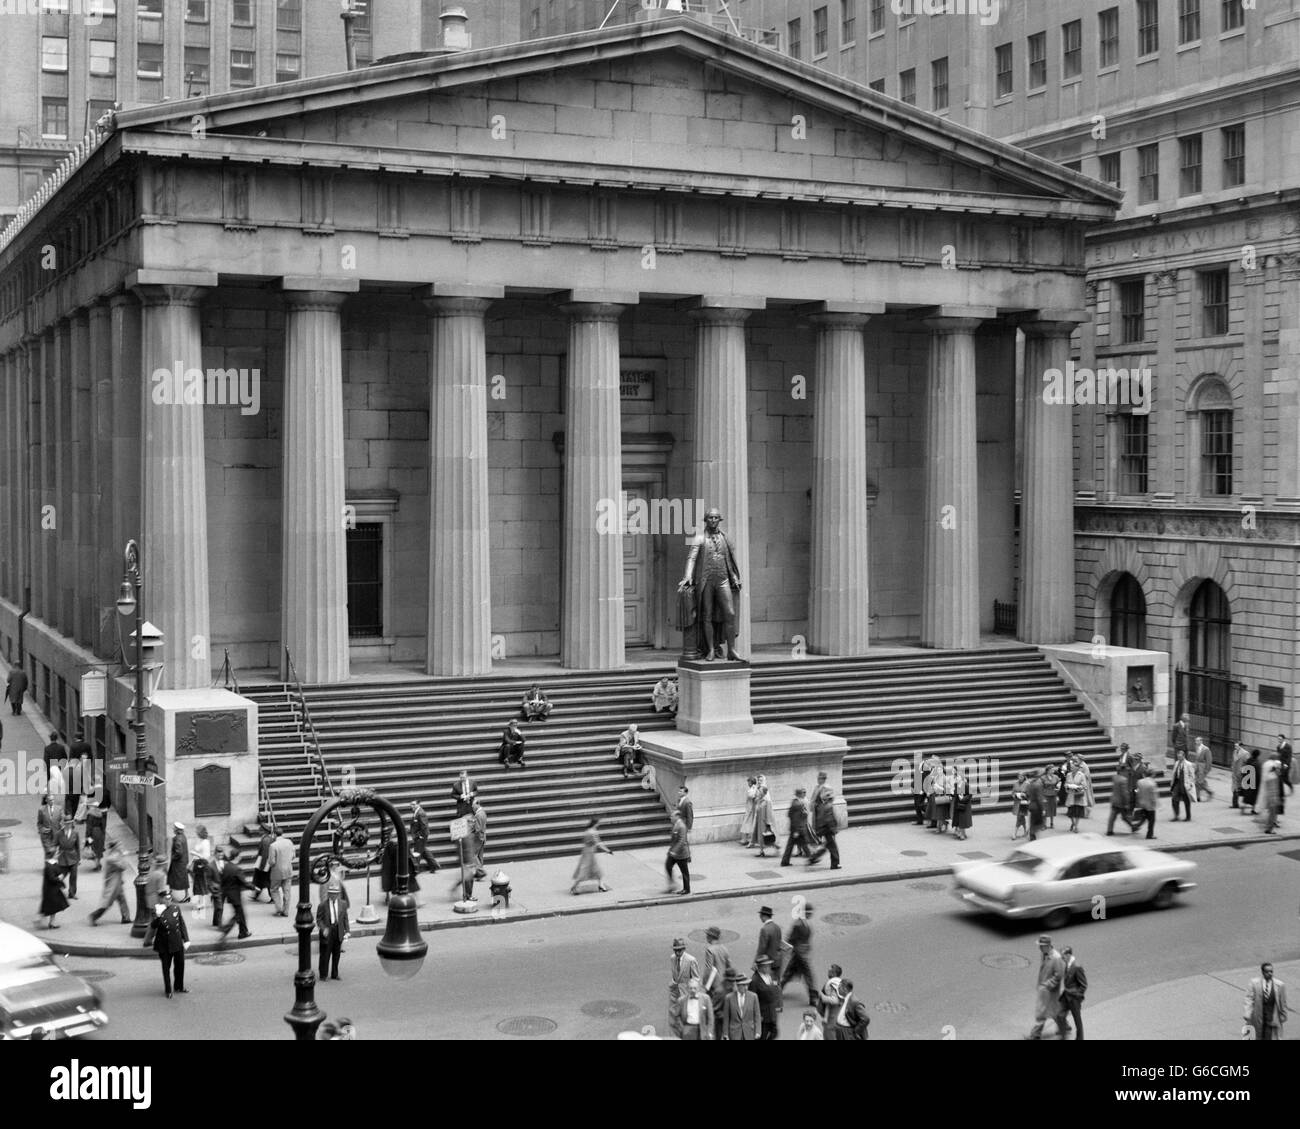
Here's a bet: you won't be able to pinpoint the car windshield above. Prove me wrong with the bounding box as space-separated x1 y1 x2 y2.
1000 851 1045 875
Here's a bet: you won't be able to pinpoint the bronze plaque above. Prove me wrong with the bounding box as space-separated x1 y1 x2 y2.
193 765 232 818
174 710 248 757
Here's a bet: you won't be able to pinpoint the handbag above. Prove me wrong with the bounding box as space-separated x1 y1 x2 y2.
762 829 777 847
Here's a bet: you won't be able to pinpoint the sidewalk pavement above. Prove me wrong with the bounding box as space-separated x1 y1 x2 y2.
3 683 1289 961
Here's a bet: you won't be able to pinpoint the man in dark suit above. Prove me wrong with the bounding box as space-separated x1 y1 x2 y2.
754 905 782 969
781 787 812 866
6 667 28 715
749 956 782 1040
721 968 760 1040
150 894 190 998
450 769 478 817
409 801 440 874
36 794 60 854
216 853 252 940
498 720 526 769
675 785 694 831
826 979 870 1040
316 870 350 981
810 773 841 869
781 902 817 1006
55 817 80 898
66 729 92 818
1026 770 1046 841
1061 946 1088 1040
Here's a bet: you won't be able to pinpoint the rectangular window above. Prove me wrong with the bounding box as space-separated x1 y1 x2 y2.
1118 279 1146 343
1063 159 1082 173
1179 0 1201 44
184 45 210 85
1062 20 1082 78
346 524 384 638
1119 415 1149 496
1179 134 1203 194
788 18 801 59
352 0 371 34
230 48 255 86
276 0 301 32
1138 144 1159 203
1200 268 1230 336
899 68 916 105
931 57 949 111
136 41 163 78
529 7 539 34
1222 0 1244 32
995 42 1013 97
88 39 116 76
232 0 254 26
1027 31 1046 89
42 36 68 72
186 0 208 20
1222 124 1245 186
813 7 828 55
868 77 885 93
1200 411 1232 495
41 97 68 139
275 53 300 82
1099 7 1119 67
1099 151 1121 187
138 0 162 15
870 0 885 33
841 0 855 44
1137 0 1159 55
41 0 69 12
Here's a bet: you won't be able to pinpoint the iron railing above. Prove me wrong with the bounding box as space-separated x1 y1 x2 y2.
284 647 335 802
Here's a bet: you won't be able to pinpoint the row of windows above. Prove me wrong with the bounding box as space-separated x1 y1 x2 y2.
1062 126 1246 200
1112 269 1232 346
42 37 298 84
39 0 306 29
1113 406 1232 498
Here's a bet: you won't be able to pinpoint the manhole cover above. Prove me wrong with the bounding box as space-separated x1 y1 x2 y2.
1212 826 1243 835
688 928 740 944
193 952 246 966
900 850 928 857
497 1015 558 1037
908 881 944 892
958 851 993 860
581 1000 641 1020
980 953 1031 970
821 912 870 926
875 1000 909 1014
746 871 781 880
69 969 113 983
0 818 21 828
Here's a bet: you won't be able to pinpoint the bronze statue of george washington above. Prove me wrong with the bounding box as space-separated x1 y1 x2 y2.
677 507 743 662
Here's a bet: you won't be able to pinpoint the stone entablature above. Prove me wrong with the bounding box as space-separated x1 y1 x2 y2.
1075 505 1300 544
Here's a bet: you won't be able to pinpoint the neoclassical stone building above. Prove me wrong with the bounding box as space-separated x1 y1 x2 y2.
0 19 1117 769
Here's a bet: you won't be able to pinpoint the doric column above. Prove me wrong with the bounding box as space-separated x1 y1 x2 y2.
920 313 989 650
89 301 114 651
1276 255 1300 504
422 285 501 677
109 293 143 591
280 282 356 685
0 351 11 601
1151 270 1179 501
38 329 55 625
19 336 37 618
808 305 879 655
1019 317 1085 645
132 271 217 690
69 308 93 647
560 296 629 670
687 298 762 654
54 317 73 638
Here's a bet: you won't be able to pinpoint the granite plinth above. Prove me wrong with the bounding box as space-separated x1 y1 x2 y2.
676 659 753 736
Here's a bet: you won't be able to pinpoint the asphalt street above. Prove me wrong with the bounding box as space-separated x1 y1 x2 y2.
76 840 1300 1040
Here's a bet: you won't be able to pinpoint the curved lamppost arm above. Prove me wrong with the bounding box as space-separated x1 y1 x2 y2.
285 788 416 1040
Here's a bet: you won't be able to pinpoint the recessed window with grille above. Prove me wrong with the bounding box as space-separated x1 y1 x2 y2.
276 53 300 82
42 97 69 139
1027 32 1046 89
1098 7 1119 68
277 0 302 32
1110 574 1147 649
1118 414 1149 495
1118 278 1145 343
995 42 1013 96
1189 580 1230 675
137 41 163 78
899 68 915 105
841 0 855 44
1222 124 1245 187
1178 0 1201 44
184 45 210 89
1222 0 1244 32
931 57 948 111
1137 0 1159 55
346 524 383 638
1062 20 1081 78
230 49 255 86
813 6 828 56
1179 134 1202 195
187 0 208 22
868 77 885 93
788 18 801 59
870 0 885 33
1099 151 1121 187
1138 144 1159 203
1200 268 1229 336
232 0 254 26
1200 409 1232 495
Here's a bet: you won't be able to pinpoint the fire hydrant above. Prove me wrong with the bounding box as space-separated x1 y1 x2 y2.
490 869 511 910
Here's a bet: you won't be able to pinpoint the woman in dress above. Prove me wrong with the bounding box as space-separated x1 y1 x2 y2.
1040 763 1061 829
191 824 213 917
753 776 777 858
932 763 956 833
739 776 758 847
571 817 613 895
1064 758 1088 833
1260 757 1282 834
38 850 69 929
951 769 973 841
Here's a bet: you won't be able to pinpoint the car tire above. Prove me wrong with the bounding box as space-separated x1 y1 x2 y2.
1042 907 1070 931
1152 882 1178 910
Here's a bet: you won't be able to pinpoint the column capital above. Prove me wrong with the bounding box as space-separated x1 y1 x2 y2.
282 289 351 312
919 315 989 335
1013 311 1088 338
680 295 765 326
799 299 886 320
128 268 218 297
807 311 873 330
280 276 360 294
559 300 626 323
555 288 639 307
915 305 996 333
422 295 496 318
131 283 209 308
421 282 504 302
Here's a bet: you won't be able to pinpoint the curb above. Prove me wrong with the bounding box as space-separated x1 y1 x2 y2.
43 829 1298 959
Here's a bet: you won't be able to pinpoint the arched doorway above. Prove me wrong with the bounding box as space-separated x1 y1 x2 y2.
1176 579 1239 764
1109 573 1146 649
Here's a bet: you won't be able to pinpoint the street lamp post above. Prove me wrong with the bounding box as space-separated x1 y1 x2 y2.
285 788 428 1040
114 540 155 939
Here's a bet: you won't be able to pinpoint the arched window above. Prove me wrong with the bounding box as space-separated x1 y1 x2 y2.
1188 376 1233 497
1188 580 1230 675
1109 573 1147 649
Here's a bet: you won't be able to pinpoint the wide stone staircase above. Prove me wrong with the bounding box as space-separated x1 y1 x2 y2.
231 647 1121 865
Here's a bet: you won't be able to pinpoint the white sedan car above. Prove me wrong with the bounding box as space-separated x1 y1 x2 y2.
0 923 108 1040
951 833 1197 930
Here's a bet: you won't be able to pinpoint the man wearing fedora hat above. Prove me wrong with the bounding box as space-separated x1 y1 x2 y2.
749 956 782 1040
1027 934 1069 1039
668 937 700 1039
782 902 818 1006
721 967 760 1040
754 905 782 969
316 864 350 981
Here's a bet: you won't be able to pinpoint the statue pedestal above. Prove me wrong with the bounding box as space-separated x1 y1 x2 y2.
641 660 848 843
